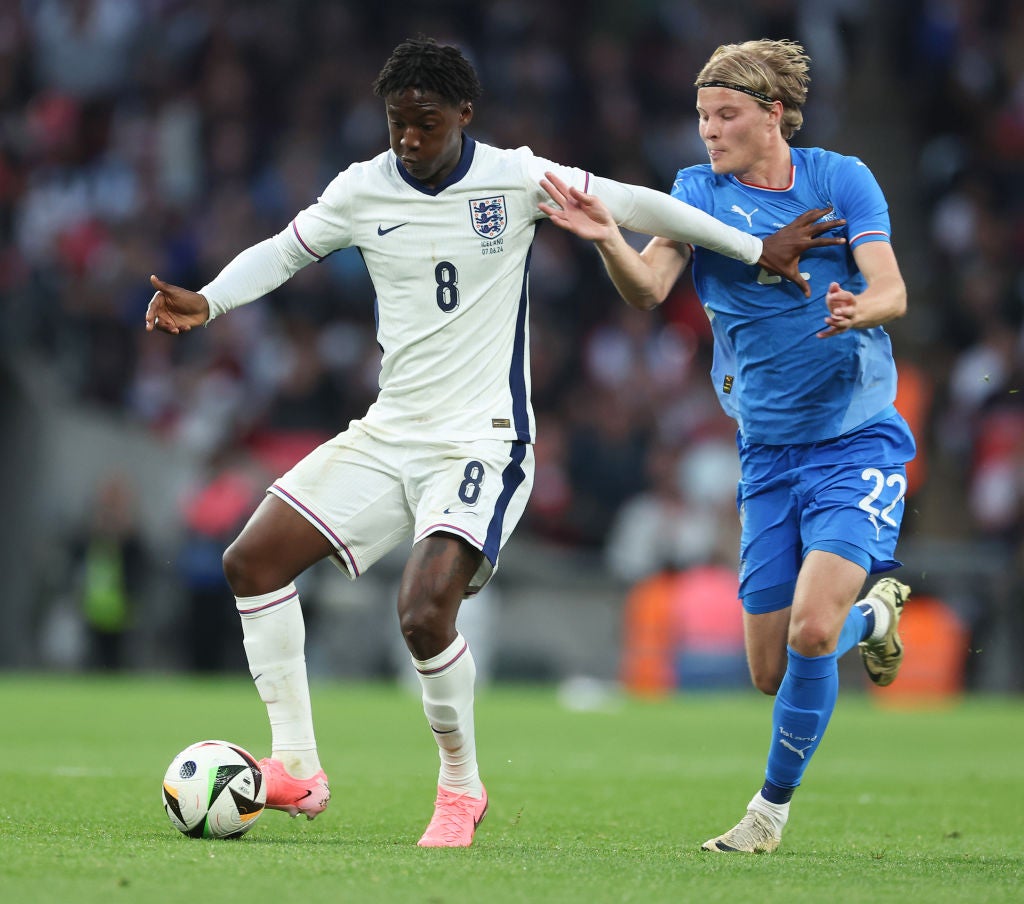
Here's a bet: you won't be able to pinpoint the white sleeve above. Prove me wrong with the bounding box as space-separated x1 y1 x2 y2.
199 226 314 322
201 167 355 321
588 175 763 265
525 149 762 264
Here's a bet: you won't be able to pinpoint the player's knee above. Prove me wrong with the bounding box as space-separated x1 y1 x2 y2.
398 590 460 660
788 620 835 658
222 537 276 597
749 665 783 696
399 603 448 650
221 539 248 594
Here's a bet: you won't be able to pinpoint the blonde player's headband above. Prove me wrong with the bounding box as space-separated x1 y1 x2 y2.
697 81 775 104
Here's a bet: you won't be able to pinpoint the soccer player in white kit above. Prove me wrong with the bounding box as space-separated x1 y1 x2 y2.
145 36 841 847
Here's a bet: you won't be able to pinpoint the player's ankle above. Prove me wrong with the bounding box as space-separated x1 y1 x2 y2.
271 750 322 779
748 791 790 835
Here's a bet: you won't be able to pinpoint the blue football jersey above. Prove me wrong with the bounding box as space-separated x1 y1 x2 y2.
672 146 898 444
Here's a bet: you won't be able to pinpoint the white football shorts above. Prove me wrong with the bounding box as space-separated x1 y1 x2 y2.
268 419 535 594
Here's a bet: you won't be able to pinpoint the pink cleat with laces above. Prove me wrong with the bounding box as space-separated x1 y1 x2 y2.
258 757 331 820
417 785 488 847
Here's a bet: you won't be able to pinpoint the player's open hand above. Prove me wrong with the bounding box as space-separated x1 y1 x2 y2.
817 281 857 337
145 275 211 334
538 171 617 242
759 207 846 297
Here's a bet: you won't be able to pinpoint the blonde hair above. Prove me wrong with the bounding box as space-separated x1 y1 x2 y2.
696 39 810 140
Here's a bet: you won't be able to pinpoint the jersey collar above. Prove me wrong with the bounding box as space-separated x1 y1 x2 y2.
395 135 477 196
735 163 796 192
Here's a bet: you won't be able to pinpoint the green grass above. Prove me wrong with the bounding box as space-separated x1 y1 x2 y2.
0 677 1021 903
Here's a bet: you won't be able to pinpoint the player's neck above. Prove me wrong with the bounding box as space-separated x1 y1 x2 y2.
736 144 793 190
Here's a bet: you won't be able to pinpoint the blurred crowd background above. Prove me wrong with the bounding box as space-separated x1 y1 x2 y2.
1 0 1022 692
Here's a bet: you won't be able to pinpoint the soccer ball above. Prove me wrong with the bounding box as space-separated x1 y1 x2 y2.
161 740 266 839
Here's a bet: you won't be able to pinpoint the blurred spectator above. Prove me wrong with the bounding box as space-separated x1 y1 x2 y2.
66 472 147 670
620 564 747 696
25 0 145 101
612 438 747 695
564 385 650 546
605 439 739 585
177 447 268 671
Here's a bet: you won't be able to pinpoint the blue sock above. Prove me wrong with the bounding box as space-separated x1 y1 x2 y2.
762 647 839 803
836 603 874 657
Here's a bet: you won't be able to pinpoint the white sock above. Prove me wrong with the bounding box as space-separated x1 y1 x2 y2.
748 791 790 836
236 584 321 778
413 633 482 798
864 595 892 643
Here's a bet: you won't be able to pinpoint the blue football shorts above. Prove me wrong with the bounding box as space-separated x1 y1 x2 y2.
736 413 916 614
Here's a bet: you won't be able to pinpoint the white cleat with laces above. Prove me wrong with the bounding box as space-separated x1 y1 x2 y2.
701 809 782 853
859 577 911 687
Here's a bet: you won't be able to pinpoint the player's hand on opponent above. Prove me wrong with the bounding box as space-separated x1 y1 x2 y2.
817 281 857 338
538 171 618 242
759 207 846 298
145 275 210 335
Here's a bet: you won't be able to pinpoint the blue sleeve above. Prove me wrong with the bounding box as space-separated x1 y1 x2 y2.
829 155 891 248
670 167 711 211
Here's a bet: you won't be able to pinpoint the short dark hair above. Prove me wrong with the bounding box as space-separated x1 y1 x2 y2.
372 36 482 106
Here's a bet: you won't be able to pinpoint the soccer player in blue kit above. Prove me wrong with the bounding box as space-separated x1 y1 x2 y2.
540 38 914 853
144 37 839 847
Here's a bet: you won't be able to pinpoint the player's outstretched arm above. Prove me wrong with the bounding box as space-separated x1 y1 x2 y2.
539 173 620 244
539 172 687 311
759 207 847 298
145 275 210 335
541 172 849 299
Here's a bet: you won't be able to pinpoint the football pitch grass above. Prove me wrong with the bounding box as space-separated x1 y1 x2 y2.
0 676 1020 903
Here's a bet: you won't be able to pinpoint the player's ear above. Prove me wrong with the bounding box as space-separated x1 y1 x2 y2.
459 101 474 127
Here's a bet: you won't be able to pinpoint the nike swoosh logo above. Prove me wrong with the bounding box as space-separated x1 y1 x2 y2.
442 507 477 515
377 223 408 236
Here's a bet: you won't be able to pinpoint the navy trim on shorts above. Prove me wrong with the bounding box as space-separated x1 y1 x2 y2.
483 442 528 564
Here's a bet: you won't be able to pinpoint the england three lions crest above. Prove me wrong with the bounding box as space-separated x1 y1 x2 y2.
470 195 507 238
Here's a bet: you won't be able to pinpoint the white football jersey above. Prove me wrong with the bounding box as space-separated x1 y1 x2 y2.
290 137 587 443
201 136 762 442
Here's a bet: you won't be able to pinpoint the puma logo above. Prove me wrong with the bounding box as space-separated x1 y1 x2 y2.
868 513 882 541
757 268 810 287
731 204 758 228
779 738 813 759
778 726 817 760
